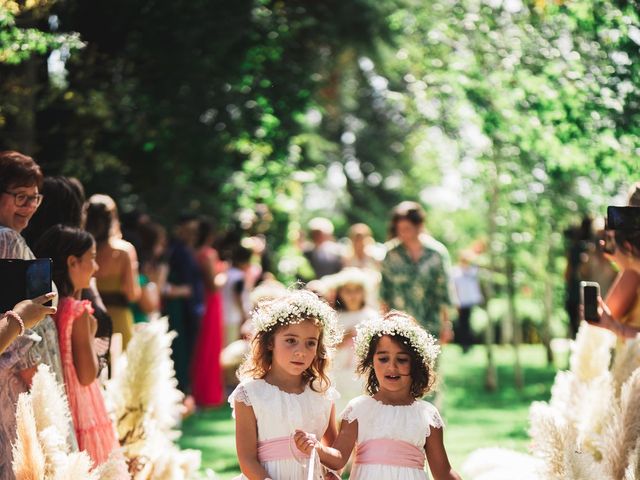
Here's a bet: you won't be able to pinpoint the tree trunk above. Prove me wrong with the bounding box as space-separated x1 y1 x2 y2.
541 235 555 365
507 255 523 390
484 162 499 391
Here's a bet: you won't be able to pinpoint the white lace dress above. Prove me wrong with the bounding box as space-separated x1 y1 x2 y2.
229 378 339 480
341 395 444 480
333 308 378 412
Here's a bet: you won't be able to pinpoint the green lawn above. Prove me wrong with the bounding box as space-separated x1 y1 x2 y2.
179 344 562 479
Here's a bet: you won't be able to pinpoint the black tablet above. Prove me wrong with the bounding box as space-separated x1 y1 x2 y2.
0 258 52 312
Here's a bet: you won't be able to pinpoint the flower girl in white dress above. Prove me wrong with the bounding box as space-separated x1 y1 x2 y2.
295 311 463 480
229 289 343 480
324 267 379 413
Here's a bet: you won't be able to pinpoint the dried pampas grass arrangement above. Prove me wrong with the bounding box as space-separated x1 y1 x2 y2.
611 337 640 397
12 365 129 480
524 323 640 480
623 438 640 480
105 318 201 479
569 322 615 383
602 368 640 480
464 322 640 480
12 394 46 480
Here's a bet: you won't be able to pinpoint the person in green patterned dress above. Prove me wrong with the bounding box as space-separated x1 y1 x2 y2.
380 201 456 342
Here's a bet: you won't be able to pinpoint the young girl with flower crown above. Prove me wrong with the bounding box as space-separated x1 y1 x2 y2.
325 267 378 413
294 311 462 480
229 289 344 480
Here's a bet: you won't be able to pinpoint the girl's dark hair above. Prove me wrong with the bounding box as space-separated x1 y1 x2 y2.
615 230 640 259
0 150 43 192
138 220 166 266
85 200 113 243
389 201 426 239
33 225 95 297
356 332 434 399
196 217 216 248
231 243 253 265
23 176 86 249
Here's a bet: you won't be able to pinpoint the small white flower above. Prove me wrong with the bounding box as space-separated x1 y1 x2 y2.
252 289 343 349
354 313 440 370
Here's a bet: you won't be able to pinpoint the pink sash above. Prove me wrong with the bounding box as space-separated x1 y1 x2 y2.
257 436 310 463
354 438 425 469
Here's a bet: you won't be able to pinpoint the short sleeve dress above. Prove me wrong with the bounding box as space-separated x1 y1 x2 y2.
55 297 119 466
341 395 444 480
229 378 338 479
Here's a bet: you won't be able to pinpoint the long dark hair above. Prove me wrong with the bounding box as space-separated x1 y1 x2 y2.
33 225 95 297
23 176 86 248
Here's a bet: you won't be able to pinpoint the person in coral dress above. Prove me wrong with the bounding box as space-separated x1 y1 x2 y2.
34 225 120 467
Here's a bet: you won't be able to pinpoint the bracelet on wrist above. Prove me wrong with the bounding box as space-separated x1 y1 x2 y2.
4 310 25 336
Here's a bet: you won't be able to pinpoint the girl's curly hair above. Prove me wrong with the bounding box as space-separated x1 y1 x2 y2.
237 316 332 393
356 331 436 399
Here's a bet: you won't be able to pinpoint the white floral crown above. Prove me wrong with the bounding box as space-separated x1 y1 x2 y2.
322 267 380 294
252 289 343 349
354 312 440 369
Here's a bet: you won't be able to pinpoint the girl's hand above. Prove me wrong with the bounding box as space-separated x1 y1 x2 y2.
293 429 318 455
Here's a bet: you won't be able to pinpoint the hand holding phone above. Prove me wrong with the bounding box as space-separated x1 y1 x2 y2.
581 281 601 322
13 293 58 329
0 259 52 312
600 230 616 255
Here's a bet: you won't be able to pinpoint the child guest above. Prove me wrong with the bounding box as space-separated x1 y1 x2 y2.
34 225 120 467
229 289 343 479
295 311 462 480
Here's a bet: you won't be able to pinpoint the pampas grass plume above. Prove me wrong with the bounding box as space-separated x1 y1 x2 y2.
603 368 640 480
54 452 97 480
12 394 46 480
94 450 130 480
570 322 615 383
611 337 640 399
30 364 71 446
623 437 640 480
105 318 200 478
529 401 569 479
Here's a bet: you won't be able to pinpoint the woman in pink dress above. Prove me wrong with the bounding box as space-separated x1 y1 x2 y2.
34 225 119 466
191 218 225 407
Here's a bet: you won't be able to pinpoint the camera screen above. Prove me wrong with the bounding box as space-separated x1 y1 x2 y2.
25 259 52 301
607 206 640 231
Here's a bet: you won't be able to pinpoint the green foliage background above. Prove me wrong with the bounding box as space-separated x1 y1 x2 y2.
1 0 639 336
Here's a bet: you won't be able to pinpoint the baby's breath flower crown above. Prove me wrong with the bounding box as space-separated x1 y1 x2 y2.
354 312 441 370
252 289 343 349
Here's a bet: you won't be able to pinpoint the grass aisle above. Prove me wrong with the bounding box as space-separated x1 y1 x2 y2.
179 344 562 479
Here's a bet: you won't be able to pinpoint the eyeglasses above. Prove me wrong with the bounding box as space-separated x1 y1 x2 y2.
3 191 44 207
